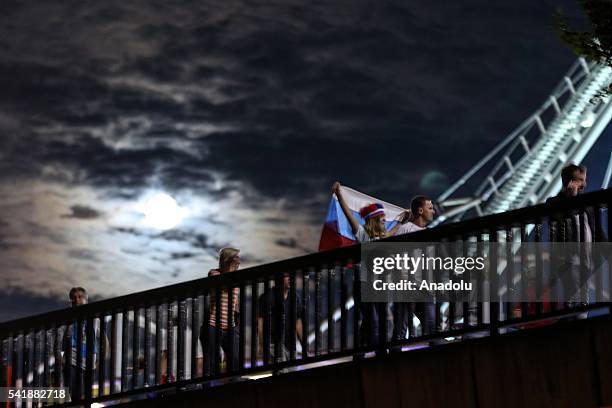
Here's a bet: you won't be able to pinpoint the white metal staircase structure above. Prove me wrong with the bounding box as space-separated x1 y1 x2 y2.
433 58 612 227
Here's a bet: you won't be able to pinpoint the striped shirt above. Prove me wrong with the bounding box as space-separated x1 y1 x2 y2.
208 269 239 330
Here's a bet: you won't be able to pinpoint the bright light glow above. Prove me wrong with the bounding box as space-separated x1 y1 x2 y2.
580 111 595 128
141 192 188 230
243 373 273 380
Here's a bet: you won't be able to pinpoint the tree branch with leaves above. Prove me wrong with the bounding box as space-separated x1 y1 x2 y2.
555 0 612 98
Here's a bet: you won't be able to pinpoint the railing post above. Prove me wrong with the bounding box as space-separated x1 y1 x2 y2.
177 301 186 380
52 327 60 388
85 316 95 405
99 315 108 396
133 308 142 388
340 263 348 352
239 283 247 369
6 334 14 388
144 307 152 386
44 328 52 388
608 200 612 308
462 235 471 330
190 298 200 379
505 226 514 321
489 229 499 336
250 281 259 369
227 285 235 371
314 268 321 357
534 222 544 314
448 238 456 331
303 269 310 359
476 234 484 326
274 273 285 364
121 310 129 391
34 327 42 388
520 225 529 318
25 330 33 390
351 261 360 351
213 288 221 375
328 264 335 354
167 302 175 382
289 270 297 361
263 279 271 365
594 206 604 303
154 305 162 384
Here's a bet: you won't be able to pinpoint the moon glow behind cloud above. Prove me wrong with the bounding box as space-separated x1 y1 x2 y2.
140 192 188 230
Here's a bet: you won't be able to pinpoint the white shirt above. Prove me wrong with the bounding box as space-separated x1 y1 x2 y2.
394 221 424 236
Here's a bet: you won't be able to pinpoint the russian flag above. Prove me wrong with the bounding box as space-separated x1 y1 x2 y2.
318 185 406 251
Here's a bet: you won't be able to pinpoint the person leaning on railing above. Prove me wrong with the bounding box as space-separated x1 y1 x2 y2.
545 164 607 306
200 247 241 373
62 287 108 398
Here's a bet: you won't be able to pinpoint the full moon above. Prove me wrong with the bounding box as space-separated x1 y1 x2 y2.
141 192 187 230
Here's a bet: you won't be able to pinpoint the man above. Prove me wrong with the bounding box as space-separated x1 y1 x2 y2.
393 196 435 235
546 164 606 304
257 274 303 364
62 287 95 399
547 163 587 202
391 196 437 340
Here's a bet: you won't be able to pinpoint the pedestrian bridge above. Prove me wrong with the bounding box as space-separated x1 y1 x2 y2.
1 188 610 407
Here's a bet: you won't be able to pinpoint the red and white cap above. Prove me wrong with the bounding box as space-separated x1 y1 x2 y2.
359 203 385 220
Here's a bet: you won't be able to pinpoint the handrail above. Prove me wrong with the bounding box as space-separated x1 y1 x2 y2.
437 58 590 203
436 58 609 218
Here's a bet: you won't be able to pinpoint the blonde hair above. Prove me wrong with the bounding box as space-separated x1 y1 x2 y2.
364 216 387 239
219 247 240 269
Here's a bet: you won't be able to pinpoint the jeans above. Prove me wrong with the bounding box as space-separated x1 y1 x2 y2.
360 302 383 347
393 302 437 340
63 365 84 400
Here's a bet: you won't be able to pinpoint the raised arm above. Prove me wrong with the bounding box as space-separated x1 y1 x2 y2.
389 210 410 236
332 181 360 235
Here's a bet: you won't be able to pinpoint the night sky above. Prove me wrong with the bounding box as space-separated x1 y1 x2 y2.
1 0 609 321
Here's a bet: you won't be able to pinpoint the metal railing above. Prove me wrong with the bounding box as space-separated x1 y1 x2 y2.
1 189 610 406
433 58 612 225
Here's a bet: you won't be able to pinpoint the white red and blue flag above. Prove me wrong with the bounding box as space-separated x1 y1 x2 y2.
318 185 406 251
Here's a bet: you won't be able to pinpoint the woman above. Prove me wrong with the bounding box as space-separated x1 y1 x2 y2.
332 181 388 243
332 181 388 347
202 247 241 373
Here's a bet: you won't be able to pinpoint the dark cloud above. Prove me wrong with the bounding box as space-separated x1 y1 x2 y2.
114 226 226 254
63 204 103 219
0 289 68 322
22 221 68 244
0 219 10 250
112 226 145 236
0 1 579 210
275 237 297 248
170 252 198 260
66 248 100 262
274 237 314 253
262 217 290 225
155 230 222 251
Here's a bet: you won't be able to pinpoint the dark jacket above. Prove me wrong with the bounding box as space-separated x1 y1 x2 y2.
545 193 607 242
